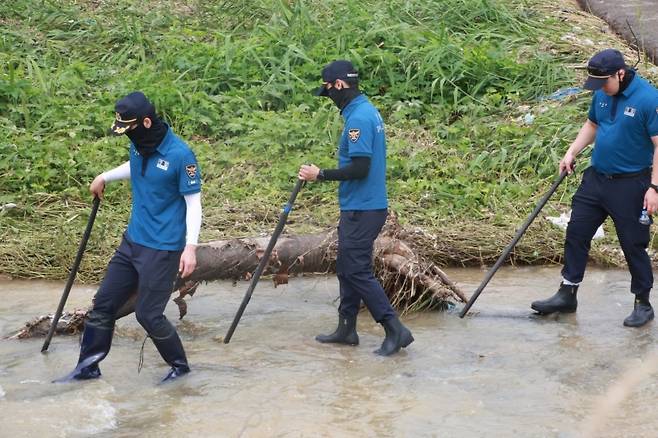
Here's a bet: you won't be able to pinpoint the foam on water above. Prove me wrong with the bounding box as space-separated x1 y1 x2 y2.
64 397 118 436
1 380 118 436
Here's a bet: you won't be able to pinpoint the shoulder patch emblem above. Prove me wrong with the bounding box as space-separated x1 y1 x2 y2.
185 164 197 178
348 128 361 143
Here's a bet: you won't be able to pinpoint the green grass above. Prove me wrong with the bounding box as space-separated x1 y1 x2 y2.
0 0 653 280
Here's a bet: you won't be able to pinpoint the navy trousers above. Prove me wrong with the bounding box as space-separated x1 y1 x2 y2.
87 235 182 339
562 167 653 296
336 209 396 323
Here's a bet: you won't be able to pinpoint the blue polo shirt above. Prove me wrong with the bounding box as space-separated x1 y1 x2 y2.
337 94 388 210
126 127 201 250
589 74 658 174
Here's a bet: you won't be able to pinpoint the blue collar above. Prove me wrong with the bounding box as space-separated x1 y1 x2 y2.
619 73 640 98
341 94 367 119
129 125 173 156
155 125 174 155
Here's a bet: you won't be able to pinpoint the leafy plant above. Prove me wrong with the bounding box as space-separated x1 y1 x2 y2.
0 0 641 279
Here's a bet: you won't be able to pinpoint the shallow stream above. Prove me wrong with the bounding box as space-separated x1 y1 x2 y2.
1 266 657 437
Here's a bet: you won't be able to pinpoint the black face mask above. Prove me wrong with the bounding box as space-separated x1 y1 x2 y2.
126 115 168 176
326 86 361 111
615 68 635 96
126 114 167 158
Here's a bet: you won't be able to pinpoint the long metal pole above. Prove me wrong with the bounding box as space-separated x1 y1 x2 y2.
224 179 304 343
41 196 101 352
459 171 568 318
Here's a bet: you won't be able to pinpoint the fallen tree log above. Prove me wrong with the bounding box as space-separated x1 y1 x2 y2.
10 214 465 339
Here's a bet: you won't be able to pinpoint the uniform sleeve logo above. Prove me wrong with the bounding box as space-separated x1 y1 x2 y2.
348 128 361 143
185 164 197 178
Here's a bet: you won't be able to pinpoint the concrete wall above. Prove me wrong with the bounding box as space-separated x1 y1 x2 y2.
577 0 658 64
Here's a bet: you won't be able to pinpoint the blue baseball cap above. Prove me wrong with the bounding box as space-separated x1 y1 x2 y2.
583 49 627 90
110 91 156 135
314 60 359 96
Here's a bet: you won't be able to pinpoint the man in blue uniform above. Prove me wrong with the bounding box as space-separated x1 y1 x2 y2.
299 60 414 355
55 91 203 382
532 49 658 327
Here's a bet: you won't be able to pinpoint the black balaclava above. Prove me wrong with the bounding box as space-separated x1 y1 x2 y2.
327 85 361 111
126 113 167 176
615 68 635 96
126 112 167 157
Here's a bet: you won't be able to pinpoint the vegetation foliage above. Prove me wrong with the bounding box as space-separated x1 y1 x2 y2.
0 0 655 280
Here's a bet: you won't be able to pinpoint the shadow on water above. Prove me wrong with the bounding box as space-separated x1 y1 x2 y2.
1 266 657 437
458 306 565 320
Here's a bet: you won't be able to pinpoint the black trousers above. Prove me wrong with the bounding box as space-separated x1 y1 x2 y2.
562 166 653 296
87 235 182 338
336 209 396 323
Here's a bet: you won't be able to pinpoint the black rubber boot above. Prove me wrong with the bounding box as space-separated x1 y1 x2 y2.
315 314 359 345
53 323 113 383
374 316 414 356
151 331 190 383
623 299 655 327
531 283 578 315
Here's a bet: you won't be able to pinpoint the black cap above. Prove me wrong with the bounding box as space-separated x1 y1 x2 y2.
583 49 627 90
110 91 156 135
314 60 359 96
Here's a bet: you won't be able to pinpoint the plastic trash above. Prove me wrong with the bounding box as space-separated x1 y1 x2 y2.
0 203 16 214
539 87 583 101
546 210 604 239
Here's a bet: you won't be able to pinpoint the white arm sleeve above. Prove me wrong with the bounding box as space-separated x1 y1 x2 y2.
101 161 131 182
184 192 202 245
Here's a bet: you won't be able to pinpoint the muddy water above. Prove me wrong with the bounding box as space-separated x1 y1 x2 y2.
1 267 657 437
